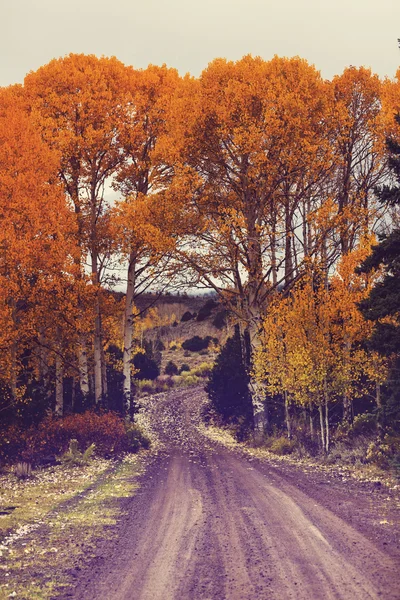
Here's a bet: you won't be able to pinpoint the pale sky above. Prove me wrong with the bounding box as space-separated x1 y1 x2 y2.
1 0 399 87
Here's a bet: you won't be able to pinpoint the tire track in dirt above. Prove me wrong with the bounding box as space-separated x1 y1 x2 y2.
71 388 400 600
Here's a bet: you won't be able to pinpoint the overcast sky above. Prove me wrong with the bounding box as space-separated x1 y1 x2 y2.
1 0 399 87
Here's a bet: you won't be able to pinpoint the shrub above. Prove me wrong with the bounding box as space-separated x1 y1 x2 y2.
165 360 179 375
0 411 151 466
196 299 218 322
133 351 160 381
206 326 253 434
180 363 191 373
192 362 213 378
366 434 400 469
154 339 165 352
136 379 156 395
182 335 216 352
212 310 227 330
267 436 296 456
181 311 194 322
0 424 26 464
178 373 200 387
61 439 95 466
123 424 151 452
351 413 377 435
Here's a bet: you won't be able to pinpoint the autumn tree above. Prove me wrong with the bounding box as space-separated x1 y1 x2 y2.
163 55 335 429
328 67 386 255
24 54 132 404
112 65 185 411
0 86 77 417
357 105 400 430
254 243 386 449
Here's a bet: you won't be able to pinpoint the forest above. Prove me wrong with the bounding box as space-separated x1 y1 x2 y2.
1 52 400 469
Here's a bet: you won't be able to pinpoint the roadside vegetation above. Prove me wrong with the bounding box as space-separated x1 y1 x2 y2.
0 454 145 600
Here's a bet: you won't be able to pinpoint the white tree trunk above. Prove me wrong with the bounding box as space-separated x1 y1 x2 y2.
55 354 63 416
123 254 136 413
324 378 330 453
92 246 103 404
93 300 103 404
78 339 90 398
319 403 326 452
284 391 292 440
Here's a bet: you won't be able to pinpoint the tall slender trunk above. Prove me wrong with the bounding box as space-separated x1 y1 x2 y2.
376 380 384 440
324 377 330 453
342 393 352 423
123 254 136 414
101 344 108 401
10 301 17 402
284 391 291 440
271 210 278 287
10 339 17 402
55 354 63 416
319 403 325 452
309 401 314 440
78 340 90 398
91 246 103 404
284 198 293 288
71 378 76 411
72 193 90 402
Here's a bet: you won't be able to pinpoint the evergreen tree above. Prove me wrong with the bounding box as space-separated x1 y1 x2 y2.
357 114 400 428
206 326 253 438
358 115 400 355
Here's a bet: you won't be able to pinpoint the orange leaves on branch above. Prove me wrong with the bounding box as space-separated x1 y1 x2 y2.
254 241 387 409
0 85 77 383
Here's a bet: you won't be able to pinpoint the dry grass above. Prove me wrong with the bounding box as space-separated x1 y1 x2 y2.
0 454 145 600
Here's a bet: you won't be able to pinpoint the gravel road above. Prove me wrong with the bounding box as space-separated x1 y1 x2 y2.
71 388 400 600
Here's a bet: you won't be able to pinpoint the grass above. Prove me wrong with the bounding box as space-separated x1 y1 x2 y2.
200 423 400 489
0 455 144 599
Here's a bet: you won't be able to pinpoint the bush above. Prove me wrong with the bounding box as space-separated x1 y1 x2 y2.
266 436 296 455
124 423 151 452
206 326 253 436
181 311 194 322
351 413 377 435
155 339 165 352
133 351 160 381
135 379 156 395
61 439 95 466
165 360 179 375
192 362 213 378
0 411 151 465
212 310 227 330
196 299 218 322
178 373 200 387
182 335 217 352
0 424 26 464
180 363 191 373
366 434 400 469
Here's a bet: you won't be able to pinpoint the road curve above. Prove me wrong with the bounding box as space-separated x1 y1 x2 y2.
74 389 400 600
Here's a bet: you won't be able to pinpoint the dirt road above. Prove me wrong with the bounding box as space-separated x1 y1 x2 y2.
71 388 400 600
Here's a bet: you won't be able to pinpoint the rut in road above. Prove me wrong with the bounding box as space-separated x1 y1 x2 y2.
76 388 400 600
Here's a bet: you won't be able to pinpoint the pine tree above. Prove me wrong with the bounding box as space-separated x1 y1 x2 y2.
358 115 400 355
206 327 253 438
357 114 400 429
